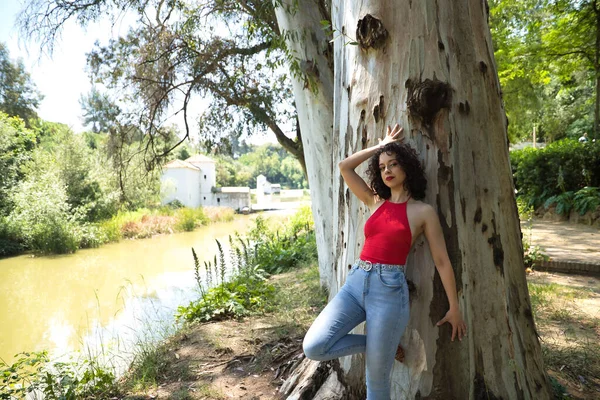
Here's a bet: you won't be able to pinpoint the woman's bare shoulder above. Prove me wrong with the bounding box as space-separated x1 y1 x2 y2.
408 199 434 210
408 200 437 219
369 198 386 214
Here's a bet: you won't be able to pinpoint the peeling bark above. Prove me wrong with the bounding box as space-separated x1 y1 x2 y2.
273 0 335 287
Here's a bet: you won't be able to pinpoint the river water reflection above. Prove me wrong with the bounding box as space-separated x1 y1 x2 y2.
0 215 260 365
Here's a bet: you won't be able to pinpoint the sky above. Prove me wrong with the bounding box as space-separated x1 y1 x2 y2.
0 0 278 145
0 0 128 133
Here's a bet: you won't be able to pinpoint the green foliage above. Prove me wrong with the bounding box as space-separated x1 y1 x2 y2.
79 87 121 133
0 217 24 257
177 239 274 323
0 112 36 215
248 207 317 275
548 375 568 400
50 125 120 221
511 139 600 208
175 207 208 232
177 278 275 323
572 187 600 215
215 144 307 189
489 0 597 142
0 351 46 399
8 166 79 254
0 43 42 126
544 191 574 215
124 345 171 389
523 240 549 269
0 351 118 400
238 144 307 189
518 198 549 269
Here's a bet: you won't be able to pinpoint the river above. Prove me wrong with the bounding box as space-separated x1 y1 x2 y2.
0 214 267 367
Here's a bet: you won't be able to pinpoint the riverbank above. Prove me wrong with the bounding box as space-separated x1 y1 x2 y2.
114 267 600 400
119 264 327 399
0 205 237 259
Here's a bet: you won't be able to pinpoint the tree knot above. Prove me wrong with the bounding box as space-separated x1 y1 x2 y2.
406 78 452 126
356 14 388 49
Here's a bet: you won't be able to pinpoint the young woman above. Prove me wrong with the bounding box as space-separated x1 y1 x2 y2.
302 124 467 400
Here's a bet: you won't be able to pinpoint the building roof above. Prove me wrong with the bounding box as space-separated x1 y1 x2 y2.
186 154 215 164
163 159 200 170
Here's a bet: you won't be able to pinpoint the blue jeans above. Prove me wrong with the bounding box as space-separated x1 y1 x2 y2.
303 260 410 400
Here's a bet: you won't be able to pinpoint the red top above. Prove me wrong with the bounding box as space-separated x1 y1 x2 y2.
359 200 412 265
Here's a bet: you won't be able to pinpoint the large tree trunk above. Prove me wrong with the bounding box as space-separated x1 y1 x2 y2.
329 1 551 398
276 0 551 398
273 0 336 287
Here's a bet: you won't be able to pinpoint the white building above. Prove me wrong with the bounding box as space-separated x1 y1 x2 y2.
161 155 251 211
256 174 273 194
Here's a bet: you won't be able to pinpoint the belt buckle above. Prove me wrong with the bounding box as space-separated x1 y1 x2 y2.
362 260 372 272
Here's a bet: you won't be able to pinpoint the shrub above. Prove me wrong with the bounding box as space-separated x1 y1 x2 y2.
203 206 235 223
0 216 24 257
0 351 118 400
250 210 318 275
8 169 78 254
175 207 208 231
177 241 274 322
177 208 317 323
573 186 600 215
543 191 575 215
542 187 600 216
510 139 600 207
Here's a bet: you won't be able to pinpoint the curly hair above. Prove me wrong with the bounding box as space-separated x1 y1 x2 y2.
366 142 427 200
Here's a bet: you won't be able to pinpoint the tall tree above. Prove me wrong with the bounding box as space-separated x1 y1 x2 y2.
0 43 42 126
79 87 121 133
541 0 600 139
275 0 552 398
19 0 305 169
489 0 599 141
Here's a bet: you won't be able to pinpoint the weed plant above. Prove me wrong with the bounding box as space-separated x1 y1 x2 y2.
518 198 549 269
0 351 118 400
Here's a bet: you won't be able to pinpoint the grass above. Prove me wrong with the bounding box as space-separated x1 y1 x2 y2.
527 278 600 397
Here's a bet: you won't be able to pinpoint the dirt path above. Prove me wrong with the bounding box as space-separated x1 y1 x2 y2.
525 220 600 264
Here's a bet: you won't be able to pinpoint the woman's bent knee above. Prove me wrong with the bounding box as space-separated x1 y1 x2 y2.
302 335 329 361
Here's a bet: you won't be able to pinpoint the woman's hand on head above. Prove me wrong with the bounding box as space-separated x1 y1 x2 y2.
379 124 405 147
436 308 467 342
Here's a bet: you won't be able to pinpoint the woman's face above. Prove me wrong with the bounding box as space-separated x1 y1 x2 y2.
379 151 406 188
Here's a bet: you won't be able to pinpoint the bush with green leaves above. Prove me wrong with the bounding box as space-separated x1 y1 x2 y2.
0 216 24 257
543 187 600 216
175 207 208 232
510 139 600 208
0 351 118 400
8 166 79 254
249 208 317 275
177 241 274 322
0 112 36 216
572 186 600 215
518 198 549 269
